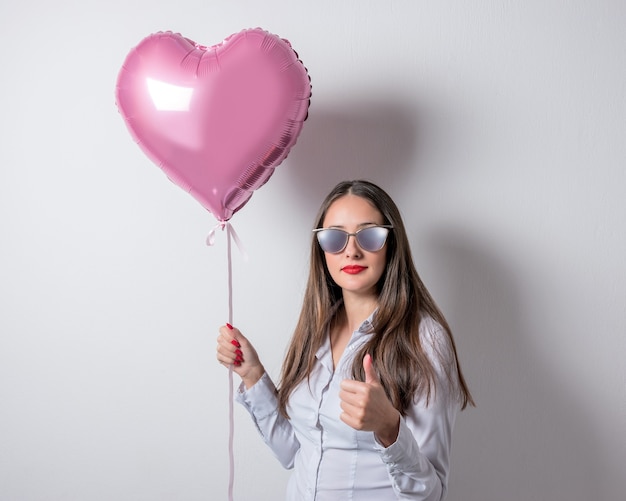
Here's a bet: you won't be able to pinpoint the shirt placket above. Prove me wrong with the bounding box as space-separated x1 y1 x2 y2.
306 348 334 500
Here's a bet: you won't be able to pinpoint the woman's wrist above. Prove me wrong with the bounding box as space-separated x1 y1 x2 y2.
375 412 401 448
241 365 265 389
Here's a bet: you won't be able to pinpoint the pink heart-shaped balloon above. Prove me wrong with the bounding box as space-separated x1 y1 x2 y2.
116 29 311 221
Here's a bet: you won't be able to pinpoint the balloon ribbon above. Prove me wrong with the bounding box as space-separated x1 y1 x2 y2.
207 221 247 501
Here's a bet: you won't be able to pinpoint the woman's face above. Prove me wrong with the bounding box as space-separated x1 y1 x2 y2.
320 194 388 300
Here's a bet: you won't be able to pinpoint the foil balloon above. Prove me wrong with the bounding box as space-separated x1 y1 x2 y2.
115 28 311 221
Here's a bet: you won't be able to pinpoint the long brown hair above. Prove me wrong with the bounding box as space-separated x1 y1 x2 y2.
277 180 474 417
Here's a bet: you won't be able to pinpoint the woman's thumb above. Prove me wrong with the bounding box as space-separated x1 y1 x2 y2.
363 354 378 384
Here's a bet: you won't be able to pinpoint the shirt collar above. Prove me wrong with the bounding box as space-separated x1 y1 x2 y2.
314 308 378 369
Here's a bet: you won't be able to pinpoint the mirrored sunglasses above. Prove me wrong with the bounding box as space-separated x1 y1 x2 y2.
312 225 393 253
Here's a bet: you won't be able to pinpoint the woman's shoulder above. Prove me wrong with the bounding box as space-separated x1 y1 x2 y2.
418 314 457 372
418 314 443 333
418 314 447 345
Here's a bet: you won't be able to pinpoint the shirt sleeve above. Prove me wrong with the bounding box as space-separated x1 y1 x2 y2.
374 322 460 500
235 372 301 470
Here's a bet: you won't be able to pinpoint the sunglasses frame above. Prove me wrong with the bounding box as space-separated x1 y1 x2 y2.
312 225 394 253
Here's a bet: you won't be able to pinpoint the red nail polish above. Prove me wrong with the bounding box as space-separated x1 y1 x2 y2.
231 339 241 348
235 349 243 356
226 323 233 330
234 360 241 366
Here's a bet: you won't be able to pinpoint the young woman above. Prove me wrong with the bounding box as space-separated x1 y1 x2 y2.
216 180 474 500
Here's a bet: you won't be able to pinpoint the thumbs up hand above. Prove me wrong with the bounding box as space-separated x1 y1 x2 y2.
339 354 401 447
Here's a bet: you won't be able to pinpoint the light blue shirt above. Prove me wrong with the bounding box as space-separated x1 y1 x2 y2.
236 314 459 500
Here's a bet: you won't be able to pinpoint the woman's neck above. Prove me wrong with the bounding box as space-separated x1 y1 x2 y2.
329 297 377 368
341 292 378 333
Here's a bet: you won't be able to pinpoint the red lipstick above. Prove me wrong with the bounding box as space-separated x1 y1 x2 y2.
341 265 367 274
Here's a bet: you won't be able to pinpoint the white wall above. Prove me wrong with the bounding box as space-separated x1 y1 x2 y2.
1 1 624 500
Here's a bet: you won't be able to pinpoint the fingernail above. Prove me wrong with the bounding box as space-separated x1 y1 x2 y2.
231 339 241 348
235 349 243 356
226 323 233 330
233 360 241 367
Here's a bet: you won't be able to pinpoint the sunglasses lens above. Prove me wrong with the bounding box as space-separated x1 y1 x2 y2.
316 229 348 253
316 227 391 253
356 226 390 251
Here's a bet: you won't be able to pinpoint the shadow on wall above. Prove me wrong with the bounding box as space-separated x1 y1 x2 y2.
284 99 420 212
278 96 605 499
426 229 606 501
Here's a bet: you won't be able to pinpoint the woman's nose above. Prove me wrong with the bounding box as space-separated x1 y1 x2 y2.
344 234 362 257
